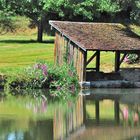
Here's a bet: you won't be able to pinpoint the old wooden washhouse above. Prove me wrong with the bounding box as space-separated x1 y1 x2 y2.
49 21 140 88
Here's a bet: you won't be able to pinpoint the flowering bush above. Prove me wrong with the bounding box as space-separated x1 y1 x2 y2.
5 61 80 95
124 54 139 64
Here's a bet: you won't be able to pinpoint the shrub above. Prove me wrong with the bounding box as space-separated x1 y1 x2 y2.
5 61 80 92
124 54 139 64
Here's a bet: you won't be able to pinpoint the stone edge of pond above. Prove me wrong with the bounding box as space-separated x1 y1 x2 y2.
80 80 140 89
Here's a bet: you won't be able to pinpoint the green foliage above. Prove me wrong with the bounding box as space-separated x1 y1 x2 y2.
3 61 79 99
97 0 120 13
124 54 139 64
0 0 15 33
4 62 79 93
130 1 140 24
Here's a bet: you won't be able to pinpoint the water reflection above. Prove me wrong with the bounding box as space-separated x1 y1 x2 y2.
53 96 84 140
1 89 140 140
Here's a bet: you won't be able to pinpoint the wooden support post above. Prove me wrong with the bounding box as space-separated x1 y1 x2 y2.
114 100 120 123
95 100 100 123
96 50 100 72
83 51 87 81
115 51 120 72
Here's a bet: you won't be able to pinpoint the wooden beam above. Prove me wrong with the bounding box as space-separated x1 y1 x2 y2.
86 68 97 70
86 52 97 66
115 51 120 72
96 50 100 72
119 53 127 66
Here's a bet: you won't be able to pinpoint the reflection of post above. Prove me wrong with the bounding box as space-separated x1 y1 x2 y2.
83 96 86 123
95 100 99 122
114 100 120 123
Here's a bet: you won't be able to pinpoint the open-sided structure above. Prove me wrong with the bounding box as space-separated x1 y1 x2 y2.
49 21 140 82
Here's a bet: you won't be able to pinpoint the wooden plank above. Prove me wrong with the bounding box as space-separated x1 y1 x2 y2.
76 47 79 73
63 37 68 63
81 51 84 81
57 33 60 65
77 48 80 80
70 44 74 64
79 50 82 81
56 33 59 65
73 46 77 68
54 33 57 64
68 41 71 64
59 34 61 65
83 51 87 81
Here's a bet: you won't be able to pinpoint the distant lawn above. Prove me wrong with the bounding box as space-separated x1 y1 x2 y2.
0 34 54 74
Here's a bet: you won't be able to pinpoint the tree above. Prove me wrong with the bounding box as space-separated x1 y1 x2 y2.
0 0 15 33
8 0 96 42
130 0 140 24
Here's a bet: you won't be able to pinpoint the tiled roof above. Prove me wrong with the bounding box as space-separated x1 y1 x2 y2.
49 21 140 51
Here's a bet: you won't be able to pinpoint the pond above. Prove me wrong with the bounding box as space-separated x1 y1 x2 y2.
0 89 140 140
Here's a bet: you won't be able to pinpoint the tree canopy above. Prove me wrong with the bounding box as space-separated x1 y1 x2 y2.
0 0 139 42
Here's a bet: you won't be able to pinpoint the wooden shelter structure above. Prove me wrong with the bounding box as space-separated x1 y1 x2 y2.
49 21 140 82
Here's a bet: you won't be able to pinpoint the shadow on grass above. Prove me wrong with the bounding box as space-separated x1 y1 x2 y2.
0 39 54 44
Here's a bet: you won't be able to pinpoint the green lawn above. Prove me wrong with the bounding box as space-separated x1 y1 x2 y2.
0 34 54 74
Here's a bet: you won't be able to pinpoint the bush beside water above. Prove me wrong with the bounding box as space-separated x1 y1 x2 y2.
0 62 79 98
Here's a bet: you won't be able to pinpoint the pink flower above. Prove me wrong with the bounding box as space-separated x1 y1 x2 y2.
34 63 48 77
124 57 129 63
123 107 129 120
34 63 41 69
57 86 61 90
41 65 48 76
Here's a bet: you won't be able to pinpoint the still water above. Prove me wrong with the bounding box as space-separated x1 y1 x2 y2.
0 89 140 140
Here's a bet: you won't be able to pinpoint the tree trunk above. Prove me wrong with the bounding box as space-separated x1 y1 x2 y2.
37 19 43 42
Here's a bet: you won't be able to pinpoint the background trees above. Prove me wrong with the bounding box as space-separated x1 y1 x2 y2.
0 0 139 42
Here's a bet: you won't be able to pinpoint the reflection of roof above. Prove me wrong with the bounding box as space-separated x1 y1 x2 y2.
49 21 140 51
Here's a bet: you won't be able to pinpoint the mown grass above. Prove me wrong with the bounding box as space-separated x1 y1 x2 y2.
0 35 54 74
